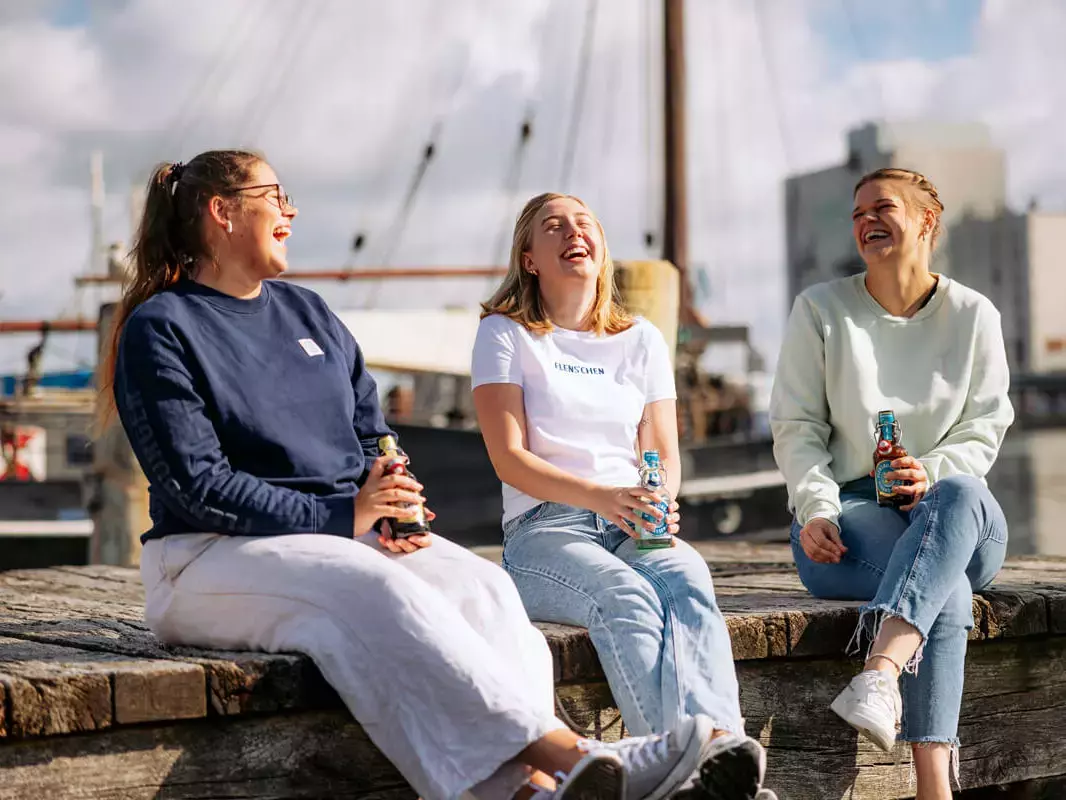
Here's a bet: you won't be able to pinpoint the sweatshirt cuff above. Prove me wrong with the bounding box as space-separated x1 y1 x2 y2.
918 456 942 485
801 502 840 530
315 495 356 537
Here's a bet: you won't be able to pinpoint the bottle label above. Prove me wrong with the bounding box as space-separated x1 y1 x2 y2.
640 497 671 538
874 459 902 496
395 504 425 525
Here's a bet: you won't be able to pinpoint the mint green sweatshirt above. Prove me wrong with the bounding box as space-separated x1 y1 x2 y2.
769 274 1014 528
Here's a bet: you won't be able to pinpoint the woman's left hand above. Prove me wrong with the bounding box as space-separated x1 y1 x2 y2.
887 457 930 511
378 508 437 554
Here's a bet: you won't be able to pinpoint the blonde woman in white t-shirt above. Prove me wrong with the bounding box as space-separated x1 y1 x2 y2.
770 168 1013 799
472 193 775 800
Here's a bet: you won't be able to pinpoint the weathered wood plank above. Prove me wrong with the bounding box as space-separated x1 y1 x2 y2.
0 636 205 737
0 557 1065 798
0 710 414 800
524 635 1066 799
960 774 1066 799
0 595 335 725
0 566 144 602
555 682 627 742
736 637 1066 799
1 563 1065 732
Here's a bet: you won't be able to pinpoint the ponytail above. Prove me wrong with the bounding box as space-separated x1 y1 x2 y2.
95 149 261 431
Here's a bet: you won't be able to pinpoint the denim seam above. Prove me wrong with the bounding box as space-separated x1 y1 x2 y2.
626 561 686 729
905 735 961 745
845 553 889 578
625 552 742 737
502 560 654 733
892 486 940 633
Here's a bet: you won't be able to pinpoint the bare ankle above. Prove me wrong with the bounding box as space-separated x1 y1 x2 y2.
864 653 902 678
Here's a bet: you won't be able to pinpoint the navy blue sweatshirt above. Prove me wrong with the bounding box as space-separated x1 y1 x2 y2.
114 279 394 543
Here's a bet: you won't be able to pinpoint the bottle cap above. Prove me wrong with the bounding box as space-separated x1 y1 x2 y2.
641 450 661 467
378 435 398 451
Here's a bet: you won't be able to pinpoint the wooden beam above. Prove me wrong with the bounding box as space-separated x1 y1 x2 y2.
0 320 96 334
74 266 509 286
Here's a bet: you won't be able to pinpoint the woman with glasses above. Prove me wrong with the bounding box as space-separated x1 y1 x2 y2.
99 148 730 800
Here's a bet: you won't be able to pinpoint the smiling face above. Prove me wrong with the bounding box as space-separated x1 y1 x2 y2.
851 179 933 266
216 160 298 279
524 196 604 286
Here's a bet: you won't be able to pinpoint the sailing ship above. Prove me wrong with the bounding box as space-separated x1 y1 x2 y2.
0 0 790 567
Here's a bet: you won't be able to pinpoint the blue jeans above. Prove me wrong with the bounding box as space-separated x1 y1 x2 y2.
791 475 1008 744
502 502 744 738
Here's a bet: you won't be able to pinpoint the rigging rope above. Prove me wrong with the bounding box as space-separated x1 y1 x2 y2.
340 0 454 302
237 0 327 144
594 5 625 210
751 0 796 171
165 0 267 157
362 0 489 309
642 0 660 253
558 0 600 191
492 110 535 271
839 0 885 122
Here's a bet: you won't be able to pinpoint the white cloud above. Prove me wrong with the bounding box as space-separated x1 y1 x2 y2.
0 0 1063 379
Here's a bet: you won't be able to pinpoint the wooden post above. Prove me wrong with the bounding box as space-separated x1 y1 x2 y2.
616 260 680 364
662 0 694 325
89 303 150 567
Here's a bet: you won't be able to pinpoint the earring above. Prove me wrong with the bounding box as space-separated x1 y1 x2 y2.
226 221 233 234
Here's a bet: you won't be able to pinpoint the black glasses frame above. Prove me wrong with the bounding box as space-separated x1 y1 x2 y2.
231 183 294 210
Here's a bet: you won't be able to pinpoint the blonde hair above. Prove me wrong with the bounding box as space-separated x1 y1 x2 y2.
854 167 945 246
480 192 633 336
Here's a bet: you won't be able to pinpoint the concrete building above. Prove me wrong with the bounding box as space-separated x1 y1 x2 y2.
950 210 1066 374
785 120 1066 374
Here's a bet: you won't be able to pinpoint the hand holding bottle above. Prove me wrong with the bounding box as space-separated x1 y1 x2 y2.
586 485 665 532
885 456 929 511
353 455 426 537
379 510 435 554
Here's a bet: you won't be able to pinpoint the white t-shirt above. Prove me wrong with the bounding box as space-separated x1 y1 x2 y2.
471 314 677 523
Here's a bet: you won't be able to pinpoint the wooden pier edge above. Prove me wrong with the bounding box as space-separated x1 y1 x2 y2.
0 547 1065 799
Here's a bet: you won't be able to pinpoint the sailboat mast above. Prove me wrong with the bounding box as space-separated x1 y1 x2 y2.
662 0 694 325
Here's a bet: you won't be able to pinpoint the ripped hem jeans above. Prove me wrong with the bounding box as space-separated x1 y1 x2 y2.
792 474 1008 748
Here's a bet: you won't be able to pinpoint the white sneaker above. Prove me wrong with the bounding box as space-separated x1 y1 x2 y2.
533 750 625 799
584 715 763 800
830 670 902 752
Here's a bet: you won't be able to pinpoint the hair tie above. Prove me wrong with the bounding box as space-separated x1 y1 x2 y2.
169 161 185 196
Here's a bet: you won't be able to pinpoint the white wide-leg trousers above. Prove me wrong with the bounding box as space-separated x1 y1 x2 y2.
141 532 563 800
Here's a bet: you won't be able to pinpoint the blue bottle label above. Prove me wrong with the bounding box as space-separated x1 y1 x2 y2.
636 497 669 538
874 459 902 495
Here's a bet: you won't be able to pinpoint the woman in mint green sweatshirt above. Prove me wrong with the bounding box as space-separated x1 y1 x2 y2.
769 167 1013 799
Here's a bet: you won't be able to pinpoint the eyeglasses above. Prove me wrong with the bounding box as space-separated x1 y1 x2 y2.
231 183 294 211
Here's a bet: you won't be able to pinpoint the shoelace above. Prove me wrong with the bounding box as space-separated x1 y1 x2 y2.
625 734 671 772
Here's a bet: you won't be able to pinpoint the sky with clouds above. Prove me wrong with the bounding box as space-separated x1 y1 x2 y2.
1 0 1063 379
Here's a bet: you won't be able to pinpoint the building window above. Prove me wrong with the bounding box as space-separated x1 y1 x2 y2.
66 434 94 466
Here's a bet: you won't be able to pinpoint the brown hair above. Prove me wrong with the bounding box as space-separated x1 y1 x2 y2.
854 167 945 246
95 149 262 430
480 192 633 336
